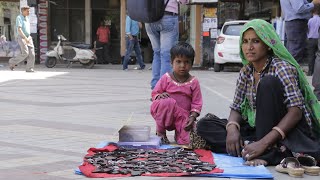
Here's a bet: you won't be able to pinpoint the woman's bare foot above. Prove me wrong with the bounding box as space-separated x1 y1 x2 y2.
244 159 268 166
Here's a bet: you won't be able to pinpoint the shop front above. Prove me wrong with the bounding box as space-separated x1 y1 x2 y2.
191 0 281 67
48 0 125 64
0 0 21 60
0 0 45 64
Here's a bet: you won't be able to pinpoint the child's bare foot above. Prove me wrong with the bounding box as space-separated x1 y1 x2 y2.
160 136 170 144
244 159 268 166
156 132 170 144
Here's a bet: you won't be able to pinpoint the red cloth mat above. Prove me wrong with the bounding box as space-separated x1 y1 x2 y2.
79 145 223 178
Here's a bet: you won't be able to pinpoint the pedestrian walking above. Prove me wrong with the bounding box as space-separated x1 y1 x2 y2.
146 0 189 89
306 5 320 76
9 5 35 72
280 0 320 63
122 15 145 71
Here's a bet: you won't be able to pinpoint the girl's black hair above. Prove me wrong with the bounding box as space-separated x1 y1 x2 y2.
170 42 195 65
312 4 320 14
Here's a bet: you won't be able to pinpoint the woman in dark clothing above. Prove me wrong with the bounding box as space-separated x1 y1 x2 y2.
196 19 320 167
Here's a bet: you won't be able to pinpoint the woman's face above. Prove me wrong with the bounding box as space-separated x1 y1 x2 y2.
241 29 269 63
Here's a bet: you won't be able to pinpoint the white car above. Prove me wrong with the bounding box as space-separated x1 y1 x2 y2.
213 20 249 72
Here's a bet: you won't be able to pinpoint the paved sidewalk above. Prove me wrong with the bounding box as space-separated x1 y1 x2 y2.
0 63 318 180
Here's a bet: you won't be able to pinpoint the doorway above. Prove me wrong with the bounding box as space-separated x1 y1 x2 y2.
92 0 121 63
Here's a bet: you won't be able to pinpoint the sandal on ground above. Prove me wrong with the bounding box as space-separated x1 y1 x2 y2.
297 155 320 176
275 157 305 178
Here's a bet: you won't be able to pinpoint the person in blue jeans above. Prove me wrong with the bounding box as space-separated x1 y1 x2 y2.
123 15 145 71
146 0 189 89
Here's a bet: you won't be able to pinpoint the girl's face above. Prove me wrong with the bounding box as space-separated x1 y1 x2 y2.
241 29 269 63
172 55 192 76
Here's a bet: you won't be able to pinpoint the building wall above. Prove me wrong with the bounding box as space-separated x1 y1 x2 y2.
0 0 20 58
48 0 123 63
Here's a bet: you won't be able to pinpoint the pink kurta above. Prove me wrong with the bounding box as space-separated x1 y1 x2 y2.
150 73 203 145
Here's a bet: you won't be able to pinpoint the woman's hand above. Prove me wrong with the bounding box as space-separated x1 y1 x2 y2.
184 117 196 131
155 92 170 100
226 125 242 157
241 141 268 161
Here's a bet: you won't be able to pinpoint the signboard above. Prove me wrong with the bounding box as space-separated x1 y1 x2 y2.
20 0 27 7
190 0 218 3
38 0 48 63
210 28 218 39
204 8 217 18
202 18 217 32
29 7 37 33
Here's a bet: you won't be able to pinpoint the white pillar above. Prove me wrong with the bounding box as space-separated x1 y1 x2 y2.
189 5 201 66
189 6 196 51
85 0 91 44
120 0 126 57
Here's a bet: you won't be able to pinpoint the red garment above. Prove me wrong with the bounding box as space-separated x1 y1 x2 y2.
79 144 223 178
151 73 203 145
96 26 110 43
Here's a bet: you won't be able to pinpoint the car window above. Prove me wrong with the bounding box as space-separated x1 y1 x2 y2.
222 23 245 36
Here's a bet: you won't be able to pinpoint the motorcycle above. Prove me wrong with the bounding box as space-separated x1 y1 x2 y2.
45 35 97 69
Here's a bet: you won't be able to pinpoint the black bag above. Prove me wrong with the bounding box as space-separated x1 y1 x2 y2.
127 0 170 23
196 113 228 153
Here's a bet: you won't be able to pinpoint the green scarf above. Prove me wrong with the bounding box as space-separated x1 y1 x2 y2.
239 19 320 135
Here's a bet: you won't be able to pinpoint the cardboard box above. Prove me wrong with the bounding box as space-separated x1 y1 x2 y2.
118 125 150 142
118 135 161 149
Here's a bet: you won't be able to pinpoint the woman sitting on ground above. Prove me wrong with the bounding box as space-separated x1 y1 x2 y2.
196 19 320 166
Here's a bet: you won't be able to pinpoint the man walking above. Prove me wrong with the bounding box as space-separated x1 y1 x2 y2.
306 5 320 76
122 15 145 71
280 0 320 63
9 5 35 72
145 0 189 89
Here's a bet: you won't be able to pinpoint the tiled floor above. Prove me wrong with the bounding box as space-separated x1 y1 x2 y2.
0 64 317 180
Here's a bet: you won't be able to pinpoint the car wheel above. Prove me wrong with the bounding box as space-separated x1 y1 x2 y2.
221 64 225 71
214 63 222 72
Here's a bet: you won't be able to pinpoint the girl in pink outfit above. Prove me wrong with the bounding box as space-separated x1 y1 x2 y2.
150 42 203 145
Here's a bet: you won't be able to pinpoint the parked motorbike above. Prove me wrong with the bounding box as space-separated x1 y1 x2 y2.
45 35 97 68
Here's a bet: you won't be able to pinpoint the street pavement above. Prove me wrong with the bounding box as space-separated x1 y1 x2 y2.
0 63 318 180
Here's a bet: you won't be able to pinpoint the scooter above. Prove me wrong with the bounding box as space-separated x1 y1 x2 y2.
45 35 97 69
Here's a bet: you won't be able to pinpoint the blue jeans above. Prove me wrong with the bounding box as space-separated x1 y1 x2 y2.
123 37 145 70
285 20 308 63
146 15 179 89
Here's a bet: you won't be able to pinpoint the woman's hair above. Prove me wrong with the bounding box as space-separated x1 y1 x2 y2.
170 42 195 65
